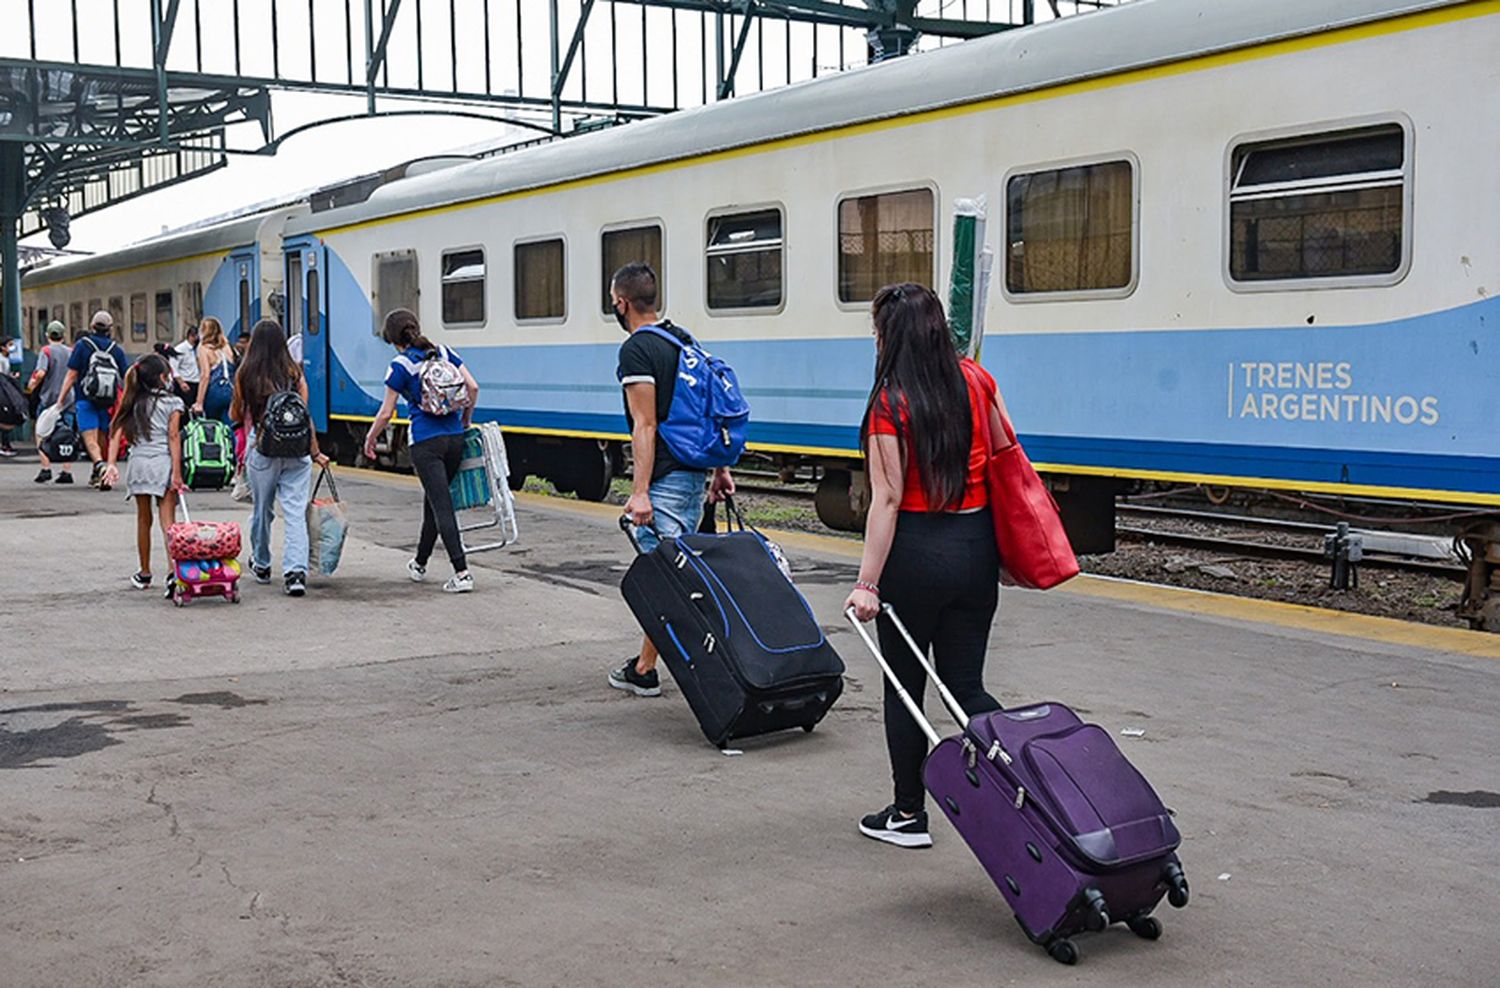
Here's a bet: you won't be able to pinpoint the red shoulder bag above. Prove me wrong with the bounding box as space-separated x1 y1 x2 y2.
966 363 1080 590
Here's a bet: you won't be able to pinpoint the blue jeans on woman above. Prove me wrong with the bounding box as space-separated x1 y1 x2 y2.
247 443 312 576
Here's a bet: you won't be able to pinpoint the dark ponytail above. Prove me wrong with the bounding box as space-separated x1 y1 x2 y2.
381 308 438 355
858 283 973 511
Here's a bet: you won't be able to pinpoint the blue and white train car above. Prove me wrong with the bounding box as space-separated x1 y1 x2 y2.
289 0 1498 538
20 207 306 358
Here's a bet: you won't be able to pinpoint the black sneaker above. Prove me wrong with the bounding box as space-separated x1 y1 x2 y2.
130 571 152 590
252 565 272 585
284 572 307 597
34 469 52 483
608 657 661 697
55 471 74 484
88 462 104 488
859 804 933 849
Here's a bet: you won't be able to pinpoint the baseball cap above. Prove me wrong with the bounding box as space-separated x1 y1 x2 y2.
46 320 65 340
90 310 113 331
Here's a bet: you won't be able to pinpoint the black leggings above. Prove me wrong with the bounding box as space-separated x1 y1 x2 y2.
877 509 1001 814
410 432 467 572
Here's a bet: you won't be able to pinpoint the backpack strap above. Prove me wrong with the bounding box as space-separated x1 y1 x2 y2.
636 322 696 350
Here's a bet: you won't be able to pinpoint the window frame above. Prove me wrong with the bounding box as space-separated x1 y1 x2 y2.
154 289 175 342
600 219 666 319
129 293 148 343
704 203 787 316
999 151 1140 304
438 244 488 330
371 248 421 336
1223 115 1413 294
513 234 569 326
833 181 940 311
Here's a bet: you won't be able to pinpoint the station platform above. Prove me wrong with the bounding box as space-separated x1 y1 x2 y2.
1 460 1495 987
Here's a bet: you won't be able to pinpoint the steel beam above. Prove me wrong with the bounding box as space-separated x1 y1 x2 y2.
717 3 758 99
1 145 24 354
366 0 406 101
553 0 599 103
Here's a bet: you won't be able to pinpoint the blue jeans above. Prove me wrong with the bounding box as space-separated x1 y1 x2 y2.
247 444 312 575
633 469 708 554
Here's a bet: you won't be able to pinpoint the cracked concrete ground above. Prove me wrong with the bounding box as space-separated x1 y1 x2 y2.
2 461 1498 986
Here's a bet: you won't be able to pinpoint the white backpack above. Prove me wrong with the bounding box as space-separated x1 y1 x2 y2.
80 338 121 405
417 348 470 416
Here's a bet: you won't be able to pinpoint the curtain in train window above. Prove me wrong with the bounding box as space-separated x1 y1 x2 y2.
70 301 85 338
155 291 174 342
107 297 125 341
601 225 663 313
87 298 102 325
178 282 203 337
515 239 566 321
1229 125 1405 282
1006 160 1133 295
441 248 486 327
372 250 419 336
706 209 783 310
838 189 935 303
129 294 147 343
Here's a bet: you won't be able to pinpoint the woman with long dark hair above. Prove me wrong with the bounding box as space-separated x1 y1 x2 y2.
363 308 479 593
101 353 184 592
230 319 329 597
844 283 1014 849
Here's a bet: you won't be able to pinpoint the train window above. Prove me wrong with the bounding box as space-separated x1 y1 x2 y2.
372 250 419 335
602 224 663 314
837 188 935 303
706 208 783 311
179 282 203 336
87 298 102 324
70 301 85 338
287 255 304 336
107 297 124 342
515 238 566 322
238 279 251 337
441 248 486 327
1229 123 1406 284
155 291 174 342
129 294 147 343
306 269 321 336
1005 159 1134 296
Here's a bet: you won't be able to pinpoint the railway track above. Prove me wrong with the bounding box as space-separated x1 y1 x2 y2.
1116 504 1466 579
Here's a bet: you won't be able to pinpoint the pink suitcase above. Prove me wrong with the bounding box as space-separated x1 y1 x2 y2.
168 494 242 606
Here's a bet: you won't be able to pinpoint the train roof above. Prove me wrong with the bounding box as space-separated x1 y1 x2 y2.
289 0 1462 236
22 206 306 289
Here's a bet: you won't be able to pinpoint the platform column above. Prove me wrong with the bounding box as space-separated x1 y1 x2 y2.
0 145 24 350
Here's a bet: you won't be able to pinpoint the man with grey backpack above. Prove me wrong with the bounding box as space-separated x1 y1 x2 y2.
49 311 129 490
363 308 480 593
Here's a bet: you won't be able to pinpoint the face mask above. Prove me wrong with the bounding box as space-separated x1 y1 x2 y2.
612 299 632 334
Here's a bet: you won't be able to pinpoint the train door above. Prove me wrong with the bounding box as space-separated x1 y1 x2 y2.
226 246 259 342
283 238 329 431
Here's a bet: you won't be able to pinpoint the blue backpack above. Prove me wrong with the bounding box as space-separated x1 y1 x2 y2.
637 323 750 469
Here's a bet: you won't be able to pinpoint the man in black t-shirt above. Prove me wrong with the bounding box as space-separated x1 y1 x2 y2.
608 262 734 698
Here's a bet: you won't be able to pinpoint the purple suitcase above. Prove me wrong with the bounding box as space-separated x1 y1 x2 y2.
847 606 1189 965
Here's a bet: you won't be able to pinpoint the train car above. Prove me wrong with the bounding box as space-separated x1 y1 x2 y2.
20 206 306 358
288 0 1497 549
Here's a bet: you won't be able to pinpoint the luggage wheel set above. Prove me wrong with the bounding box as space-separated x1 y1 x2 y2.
846 605 1190 966
619 496 845 751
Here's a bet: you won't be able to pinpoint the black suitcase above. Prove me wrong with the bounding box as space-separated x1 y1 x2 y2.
619 501 844 748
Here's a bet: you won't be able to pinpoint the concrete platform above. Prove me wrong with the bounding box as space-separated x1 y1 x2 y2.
1 458 1497 987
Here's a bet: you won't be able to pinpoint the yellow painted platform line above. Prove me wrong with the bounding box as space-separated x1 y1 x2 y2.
337 465 1500 660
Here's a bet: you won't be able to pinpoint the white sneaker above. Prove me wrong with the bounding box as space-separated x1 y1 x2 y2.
407 558 427 582
443 572 474 594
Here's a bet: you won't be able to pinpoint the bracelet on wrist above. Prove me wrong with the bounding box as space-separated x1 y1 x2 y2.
854 579 880 597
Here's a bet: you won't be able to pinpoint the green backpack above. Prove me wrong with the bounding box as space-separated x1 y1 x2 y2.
183 416 236 491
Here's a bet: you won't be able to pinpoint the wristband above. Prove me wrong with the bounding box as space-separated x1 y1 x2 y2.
854 579 880 597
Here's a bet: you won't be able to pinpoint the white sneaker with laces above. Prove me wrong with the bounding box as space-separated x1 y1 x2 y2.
407 558 427 582
443 572 474 593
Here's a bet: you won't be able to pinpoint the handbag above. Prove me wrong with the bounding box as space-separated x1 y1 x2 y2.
306 466 349 575
967 362 1079 590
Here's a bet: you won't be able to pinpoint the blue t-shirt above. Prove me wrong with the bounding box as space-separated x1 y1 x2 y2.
384 345 466 445
67 333 130 404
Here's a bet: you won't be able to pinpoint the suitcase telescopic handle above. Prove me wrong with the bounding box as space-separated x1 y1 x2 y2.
177 490 191 524
844 607 941 747
618 514 663 555
881 604 971 733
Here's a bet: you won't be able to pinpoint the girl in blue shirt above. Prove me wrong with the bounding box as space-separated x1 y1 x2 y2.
363 308 479 593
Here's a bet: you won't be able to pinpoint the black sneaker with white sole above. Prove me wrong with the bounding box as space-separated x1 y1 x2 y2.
284 571 307 597
859 804 933 849
608 657 661 697
252 565 272 585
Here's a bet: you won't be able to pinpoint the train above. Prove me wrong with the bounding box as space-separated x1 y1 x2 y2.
19 0 1498 559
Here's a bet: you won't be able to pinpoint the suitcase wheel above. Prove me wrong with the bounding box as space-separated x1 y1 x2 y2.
1165 861 1190 908
1082 888 1110 932
1046 939 1078 966
1127 916 1162 940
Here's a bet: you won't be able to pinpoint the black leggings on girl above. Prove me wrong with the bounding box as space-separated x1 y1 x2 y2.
409 432 468 572
876 509 1001 814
